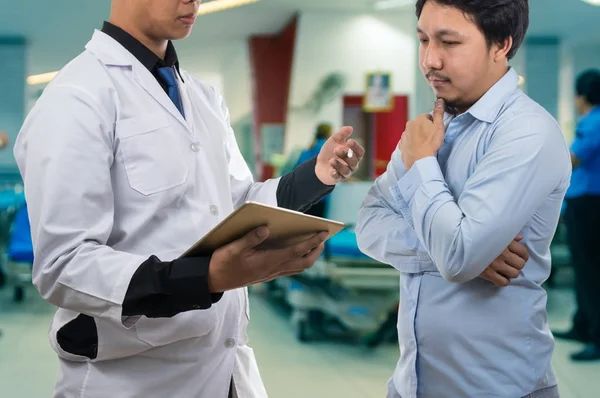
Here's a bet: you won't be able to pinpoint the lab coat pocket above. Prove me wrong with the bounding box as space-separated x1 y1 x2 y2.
134 307 218 348
117 115 189 196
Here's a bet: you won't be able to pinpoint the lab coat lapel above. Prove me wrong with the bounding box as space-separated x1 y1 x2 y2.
132 66 189 128
85 29 190 131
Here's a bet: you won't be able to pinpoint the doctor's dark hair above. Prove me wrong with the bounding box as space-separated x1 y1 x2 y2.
576 69 600 106
415 0 529 60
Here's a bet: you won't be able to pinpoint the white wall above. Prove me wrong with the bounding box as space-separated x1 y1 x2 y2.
558 43 576 142
285 11 417 154
218 41 253 124
509 45 527 83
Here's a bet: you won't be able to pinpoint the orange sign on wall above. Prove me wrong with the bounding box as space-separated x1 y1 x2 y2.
0 131 8 149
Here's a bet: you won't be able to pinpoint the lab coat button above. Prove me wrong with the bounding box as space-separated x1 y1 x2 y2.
225 338 236 348
210 205 218 215
191 142 200 152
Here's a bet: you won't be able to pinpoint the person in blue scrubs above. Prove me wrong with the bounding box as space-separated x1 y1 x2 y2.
554 69 600 361
295 123 333 218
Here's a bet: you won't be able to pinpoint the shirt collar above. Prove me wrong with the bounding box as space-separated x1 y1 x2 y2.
101 21 181 75
465 67 519 123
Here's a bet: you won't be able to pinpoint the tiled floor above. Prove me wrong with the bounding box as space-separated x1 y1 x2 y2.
0 283 598 397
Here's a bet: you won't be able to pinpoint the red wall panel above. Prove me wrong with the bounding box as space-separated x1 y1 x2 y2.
374 96 408 177
248 15 298 180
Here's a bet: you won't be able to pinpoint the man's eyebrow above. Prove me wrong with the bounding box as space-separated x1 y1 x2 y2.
437 28 462 37
416 27 464 38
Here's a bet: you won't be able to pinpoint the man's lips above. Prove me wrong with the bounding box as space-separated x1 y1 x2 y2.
179 14 197 25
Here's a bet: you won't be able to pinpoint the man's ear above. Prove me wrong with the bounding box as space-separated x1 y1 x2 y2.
493 37 513 62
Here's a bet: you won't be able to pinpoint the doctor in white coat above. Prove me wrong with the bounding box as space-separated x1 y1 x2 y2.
13 1 365 397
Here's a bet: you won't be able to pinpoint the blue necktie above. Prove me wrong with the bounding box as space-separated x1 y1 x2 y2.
157 66 185 117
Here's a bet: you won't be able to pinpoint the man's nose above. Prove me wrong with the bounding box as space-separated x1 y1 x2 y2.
422 44 443 71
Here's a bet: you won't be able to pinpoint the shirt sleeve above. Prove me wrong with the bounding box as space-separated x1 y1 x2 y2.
14 84 150 325
277 156 334 212
122 256 223 318
355 149 438 273
393 113 571 283
570 121 600 164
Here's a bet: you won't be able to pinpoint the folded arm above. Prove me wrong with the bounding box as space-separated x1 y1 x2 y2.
393 113 570 282
356 150 437 273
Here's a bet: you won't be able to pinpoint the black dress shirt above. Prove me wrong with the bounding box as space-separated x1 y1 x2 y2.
101 21 334 318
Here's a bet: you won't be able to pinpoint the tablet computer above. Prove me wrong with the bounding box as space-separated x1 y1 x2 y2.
180 201 346 258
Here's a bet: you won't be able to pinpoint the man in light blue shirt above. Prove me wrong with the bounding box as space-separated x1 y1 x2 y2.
356 0 571 397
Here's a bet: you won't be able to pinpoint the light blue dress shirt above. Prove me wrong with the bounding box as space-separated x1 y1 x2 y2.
356 68 572 398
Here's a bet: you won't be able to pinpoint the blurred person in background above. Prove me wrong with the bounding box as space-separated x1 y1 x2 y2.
356 0 570 397
295 123 333 218
553 69 600 362
0 131 8 149
12 0 365 397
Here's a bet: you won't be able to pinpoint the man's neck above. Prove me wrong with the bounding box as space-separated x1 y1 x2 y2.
455 66 510 115
581 104 595 117
108 17 168 59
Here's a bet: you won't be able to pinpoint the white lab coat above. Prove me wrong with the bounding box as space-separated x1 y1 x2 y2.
14 30 276 398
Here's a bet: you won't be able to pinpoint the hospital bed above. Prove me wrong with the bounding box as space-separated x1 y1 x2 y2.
0 185 29 301
267 181 399 343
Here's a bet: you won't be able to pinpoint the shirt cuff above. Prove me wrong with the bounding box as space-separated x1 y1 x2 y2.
396 156 443 206
277 156 334 212
122 255 221 318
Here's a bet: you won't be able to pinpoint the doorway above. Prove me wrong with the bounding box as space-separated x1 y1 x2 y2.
343 95 409 180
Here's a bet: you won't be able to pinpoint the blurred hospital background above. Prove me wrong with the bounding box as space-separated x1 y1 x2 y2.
1 0 600 397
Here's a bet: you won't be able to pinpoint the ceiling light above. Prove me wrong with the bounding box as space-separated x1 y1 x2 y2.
581 0 600 5
27 71 58 85
373 0 413 10
197 0 260 15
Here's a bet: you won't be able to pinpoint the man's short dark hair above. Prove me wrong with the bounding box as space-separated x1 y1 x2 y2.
415 0 529 60
576 69 600 106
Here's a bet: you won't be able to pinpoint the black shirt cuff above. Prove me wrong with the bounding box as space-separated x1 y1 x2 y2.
277 156 334 212
122 255 223 318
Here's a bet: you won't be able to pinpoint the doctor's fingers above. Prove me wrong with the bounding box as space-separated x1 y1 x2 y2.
334 147 360 173
347 139 365 159
278 242 325 272
330 158 353 179
249 242 324 283
272 232 328 261
253 260 322 285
